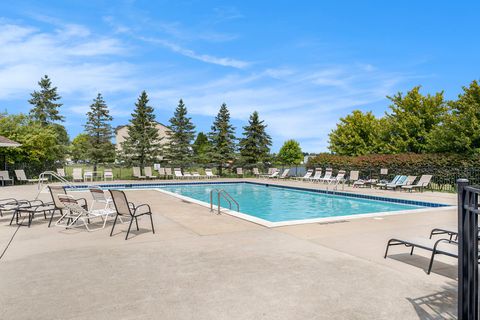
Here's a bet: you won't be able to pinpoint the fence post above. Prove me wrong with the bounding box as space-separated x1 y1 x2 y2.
457 178 478 320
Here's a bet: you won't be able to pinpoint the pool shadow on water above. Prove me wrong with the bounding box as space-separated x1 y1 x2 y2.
406 283 457 320
388 253 457 279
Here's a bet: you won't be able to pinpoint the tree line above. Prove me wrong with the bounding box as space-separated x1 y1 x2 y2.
0 75 305 175
328 80 480 156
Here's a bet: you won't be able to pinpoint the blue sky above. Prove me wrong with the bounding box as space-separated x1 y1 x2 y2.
0 1 479 152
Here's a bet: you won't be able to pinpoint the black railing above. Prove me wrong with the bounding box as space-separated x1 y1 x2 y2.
457 179 479 320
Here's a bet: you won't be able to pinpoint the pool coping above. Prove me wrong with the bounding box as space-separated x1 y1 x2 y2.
66 181 455 228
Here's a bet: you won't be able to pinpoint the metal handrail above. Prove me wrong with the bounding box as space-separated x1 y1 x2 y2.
35 171 76 199
209 188 240 214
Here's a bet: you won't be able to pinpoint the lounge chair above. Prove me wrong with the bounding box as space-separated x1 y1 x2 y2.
183 172 193 179
267 170 280 179
109 189 155 240
192 172 201 179
104 169 114 181
327 170 346 185
133 167 146 180
56 168 66 178
430 227 458 241
348 171 360 185
72 168 83 182
319 168 333 183
14 169 47 184
386 175 416 190
384 236 470 274
9 199 55 227
295 169 313 181
0 170 14 186
260 168 276 179
205 169 217 179
84 170 94 182
58 194 112 231
236 168 244 177
174 168 183 179
307 168 323 183
157 167 166 179
0 198 24 217
277 168 290 179
144 167 158 179
252 168 260 178
89 187 113 211
164 167 173 179
48 185 88 228
401 175 433 192
376 175 401 189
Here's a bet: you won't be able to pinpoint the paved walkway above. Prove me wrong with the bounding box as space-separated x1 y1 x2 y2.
0 180 458 319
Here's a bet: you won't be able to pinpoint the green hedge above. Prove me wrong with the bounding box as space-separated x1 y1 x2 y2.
307 153 480 192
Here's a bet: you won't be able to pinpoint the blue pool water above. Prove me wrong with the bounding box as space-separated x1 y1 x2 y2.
158 183 426 222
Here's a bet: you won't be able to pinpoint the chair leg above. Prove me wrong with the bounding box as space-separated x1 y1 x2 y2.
48 209 58 227
125 218 134 240
110 215 119 236
9 209 17 225
427 250 436 274
384 240 392 258
135 217 139 231
149 214 155 234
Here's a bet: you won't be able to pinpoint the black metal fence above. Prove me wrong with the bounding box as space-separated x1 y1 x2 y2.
457 179 479 319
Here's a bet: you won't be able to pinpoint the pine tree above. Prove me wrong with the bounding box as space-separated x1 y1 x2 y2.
84 93 115 171
192 132 211 164
239 111 272 165
165 99 196 168
208 103 236 175
121 91 162 169
29 75 64 125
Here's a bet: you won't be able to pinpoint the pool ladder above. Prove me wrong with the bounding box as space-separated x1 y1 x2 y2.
210 189 239 214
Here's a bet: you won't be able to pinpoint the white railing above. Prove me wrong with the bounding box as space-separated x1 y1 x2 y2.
35 171 75 199
209 188 239 214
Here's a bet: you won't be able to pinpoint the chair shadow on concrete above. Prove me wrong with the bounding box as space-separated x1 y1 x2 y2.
388 253 457 279
406 282 457 320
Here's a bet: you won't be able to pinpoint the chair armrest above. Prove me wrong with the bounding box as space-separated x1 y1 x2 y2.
134 203 152 215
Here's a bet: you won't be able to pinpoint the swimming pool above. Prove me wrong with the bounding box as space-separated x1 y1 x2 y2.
154 182 448 226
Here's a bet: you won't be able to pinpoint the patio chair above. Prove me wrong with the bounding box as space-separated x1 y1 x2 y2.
308 169 323 183
277 168 290 179
83 170 94 182
429 227 458 242
353 178 377 188
72 168 83 182
236 167 244 177
327 170 346 185
376 175 401 189
57 194 112 231
104 169 114 181
319 168 333 183
295 169 313 181
205 169 217 179
109 189 155 240
267 170 280 179
144 167 158 179
183 172 193 179
89 187 113 211
174 168 184 179
9 199 55 227
348 171 360 185
132 167 146 179
157 167 166 179
401 175 433 192
0 170 14 186
14 169 47 184
384 236 472 274
192 172 201 179
1 198 24 217
386 175 416 190
56 168 66 178
164 167 173 179
48 185 88 228
252 168 260 178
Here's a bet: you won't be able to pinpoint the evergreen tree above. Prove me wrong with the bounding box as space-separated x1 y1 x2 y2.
208 103 236 175
277 140 303 165
239 111 272 164
84 93 115 171
192 132 211 164
165 99 196 168
121 91 162 169
28 75 64 125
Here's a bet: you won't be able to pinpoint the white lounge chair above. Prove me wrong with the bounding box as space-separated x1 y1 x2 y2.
327 170 346 185
205 169 217 179
14 169 47 184
164 168 173 179
83 170 94 182
183 172 193 179
72 168 83 182
267 170 279 179
376 175 401 189
296 169 313 181
174 168 184 179
57 194 111 231
401 175 433 192
278 168 290 179
192 172 202 179
308 169 323 183
104 169 114 181
144 167 158 179
386 175 416 190
56 168 66 178
236 168 243 177
133 167 146 179
319 168 333 183
252 168 260 178
348 171 360 185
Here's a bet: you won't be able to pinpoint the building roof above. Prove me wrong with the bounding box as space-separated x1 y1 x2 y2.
0 135 21 147
115 122 170 133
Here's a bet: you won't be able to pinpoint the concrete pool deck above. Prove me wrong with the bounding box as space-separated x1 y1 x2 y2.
0 179 458 319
